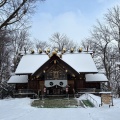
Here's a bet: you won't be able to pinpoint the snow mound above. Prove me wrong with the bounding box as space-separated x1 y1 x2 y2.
77 94 101 107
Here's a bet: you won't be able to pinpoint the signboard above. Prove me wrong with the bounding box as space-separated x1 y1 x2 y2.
99 92 113 107
101 94 112 104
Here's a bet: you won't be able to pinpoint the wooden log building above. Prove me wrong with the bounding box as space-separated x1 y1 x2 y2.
8 49 108 96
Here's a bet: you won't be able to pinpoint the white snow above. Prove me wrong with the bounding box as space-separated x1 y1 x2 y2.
15 53 98 74
0 94 120 120
116 62 120 65
85 74 108 82
99 92 111 94
15 54 49 74
77 93 101 107
62 53 98 73
7 75 28 83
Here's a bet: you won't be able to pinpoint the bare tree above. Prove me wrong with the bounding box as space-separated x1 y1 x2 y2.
79 5 120 96
0 30 12 82
35 39 50 52
11 30 34 71
92 21 112 75
0 0 44 30
81 38 96 51
105 5 120 54
50 32 77 51
82 21 114 89
104 5 120 96
0 0 45 83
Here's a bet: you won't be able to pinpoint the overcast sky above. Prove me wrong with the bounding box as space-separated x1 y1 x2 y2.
30 0 120 44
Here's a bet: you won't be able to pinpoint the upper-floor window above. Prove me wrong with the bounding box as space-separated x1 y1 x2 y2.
53 71 59 79
45 65 66 80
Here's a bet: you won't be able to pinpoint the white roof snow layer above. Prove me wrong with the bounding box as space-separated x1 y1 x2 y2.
62 53 98 73
15 53 98 74
15 54 49 74
8 75 28 83
85 74 108 82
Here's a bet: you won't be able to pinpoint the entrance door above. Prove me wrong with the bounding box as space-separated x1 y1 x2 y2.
53 88 61 95
47 86 63 95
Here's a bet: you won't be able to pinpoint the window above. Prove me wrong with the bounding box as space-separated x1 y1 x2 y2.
53 71 59 79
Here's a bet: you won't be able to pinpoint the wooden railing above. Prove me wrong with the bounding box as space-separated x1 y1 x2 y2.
77 88 101 93
16 89 35 94
13 89 37 98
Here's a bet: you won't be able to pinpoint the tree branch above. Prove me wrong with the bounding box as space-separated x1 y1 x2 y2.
0 0 28 30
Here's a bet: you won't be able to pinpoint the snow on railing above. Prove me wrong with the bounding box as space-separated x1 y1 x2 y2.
85 93 98 107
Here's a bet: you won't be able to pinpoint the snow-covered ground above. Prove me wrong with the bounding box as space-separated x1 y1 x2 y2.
0 94 120 120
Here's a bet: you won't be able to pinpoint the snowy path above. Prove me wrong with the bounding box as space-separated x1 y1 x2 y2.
0 97 120 120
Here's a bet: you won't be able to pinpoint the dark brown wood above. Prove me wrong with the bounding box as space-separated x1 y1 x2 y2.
16 83 28 90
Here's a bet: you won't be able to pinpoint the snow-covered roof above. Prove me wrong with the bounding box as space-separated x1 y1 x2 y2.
15 52 98 74
15 54 49 74
85 74 108 82
62 53 98 73
7 75 28 83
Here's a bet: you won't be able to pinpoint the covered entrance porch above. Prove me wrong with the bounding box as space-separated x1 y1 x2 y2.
47 85 65 95
45 80 68 95
44 80 68 96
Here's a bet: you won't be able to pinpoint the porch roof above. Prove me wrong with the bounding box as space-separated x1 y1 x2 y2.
7 75 28 83
85 74 108 82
